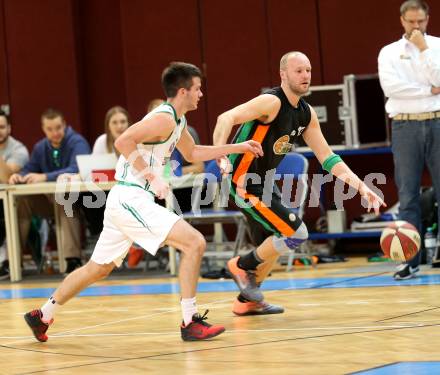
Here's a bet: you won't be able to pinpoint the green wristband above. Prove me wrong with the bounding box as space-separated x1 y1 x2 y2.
322 154 343 173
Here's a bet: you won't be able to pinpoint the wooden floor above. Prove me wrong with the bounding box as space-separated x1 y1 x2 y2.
1 258 440 375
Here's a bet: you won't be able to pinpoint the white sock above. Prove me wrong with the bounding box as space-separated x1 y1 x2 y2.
181 297 197 326
41 296 59 323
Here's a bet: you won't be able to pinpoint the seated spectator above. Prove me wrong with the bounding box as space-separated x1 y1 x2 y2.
0 110 29 279
9 108 91 275
83 106 131 236
92 106 131 155
0 110 29 183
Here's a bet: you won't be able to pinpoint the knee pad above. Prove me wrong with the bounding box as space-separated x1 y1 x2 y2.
272 222 308 254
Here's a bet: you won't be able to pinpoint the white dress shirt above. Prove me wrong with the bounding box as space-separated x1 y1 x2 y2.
378 34 440 117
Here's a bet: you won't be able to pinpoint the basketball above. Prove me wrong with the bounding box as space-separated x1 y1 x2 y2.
380 221 421 261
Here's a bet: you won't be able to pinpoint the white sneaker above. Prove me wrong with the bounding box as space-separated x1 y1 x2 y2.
393 264 420 280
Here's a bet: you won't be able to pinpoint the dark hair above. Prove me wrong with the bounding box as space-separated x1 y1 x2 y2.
104 106 131 153
400 0 429 16
41 108 65 122
161 62 202 98
0 110 9 124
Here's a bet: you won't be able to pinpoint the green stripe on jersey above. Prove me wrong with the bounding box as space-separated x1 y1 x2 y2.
228 120 256 165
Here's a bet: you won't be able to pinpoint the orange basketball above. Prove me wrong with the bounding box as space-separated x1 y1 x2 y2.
380 221 421 261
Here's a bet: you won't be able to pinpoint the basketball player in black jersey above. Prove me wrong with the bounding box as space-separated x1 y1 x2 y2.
213 51 386 316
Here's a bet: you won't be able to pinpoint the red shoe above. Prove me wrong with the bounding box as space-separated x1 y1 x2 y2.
227 257 263 302
24 309 53 342
181 310 225 341
127 245 144 268
232 298 284 316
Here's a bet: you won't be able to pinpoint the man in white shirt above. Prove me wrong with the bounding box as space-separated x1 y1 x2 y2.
0 110 29 183
378 0 440 280
0 110 29 279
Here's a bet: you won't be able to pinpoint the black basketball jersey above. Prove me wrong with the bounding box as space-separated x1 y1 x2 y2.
229 86 311 177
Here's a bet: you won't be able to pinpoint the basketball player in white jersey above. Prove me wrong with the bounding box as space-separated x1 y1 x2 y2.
24 62 263 342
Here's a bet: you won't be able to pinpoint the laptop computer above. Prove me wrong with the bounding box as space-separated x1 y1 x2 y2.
76 154 118 181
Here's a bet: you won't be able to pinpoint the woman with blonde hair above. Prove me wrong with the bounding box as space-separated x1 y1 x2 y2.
93 106 131 155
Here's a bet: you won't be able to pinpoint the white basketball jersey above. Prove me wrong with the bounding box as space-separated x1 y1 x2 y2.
114 103 186 193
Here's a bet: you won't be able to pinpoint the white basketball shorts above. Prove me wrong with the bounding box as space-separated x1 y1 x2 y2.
91 184 181 266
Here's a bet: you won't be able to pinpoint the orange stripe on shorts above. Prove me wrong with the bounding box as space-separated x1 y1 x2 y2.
232 125 268 191
247 193 295 237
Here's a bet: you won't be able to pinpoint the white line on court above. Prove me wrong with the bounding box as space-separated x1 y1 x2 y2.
51 297 235 336
6 277 425 344
346 301 369 305
298 303 321 306
0 323 430 341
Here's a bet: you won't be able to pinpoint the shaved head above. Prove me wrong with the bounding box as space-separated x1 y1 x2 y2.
279 51 311 97
280 51 308 70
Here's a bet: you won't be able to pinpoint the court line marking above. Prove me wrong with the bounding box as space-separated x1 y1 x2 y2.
346 301 369 305
3 294 244 347
306 271 390 289
14 322 440 375
3 272 432 372
12 298 421 316
0 270 405 300
346 361 439 375
0 343 122 359
2 272 394 346
45 272 385 337
3 297 236 346
298 303 321 306
376 306 440 322
0 323 422 340
51 298 233 336
7 272 388 343
0 322 422 339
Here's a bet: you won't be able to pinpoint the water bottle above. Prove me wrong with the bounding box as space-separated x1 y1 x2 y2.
44 249 55 275
424 226 436 266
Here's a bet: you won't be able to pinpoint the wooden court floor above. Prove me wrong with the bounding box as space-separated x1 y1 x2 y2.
1 258 440 374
